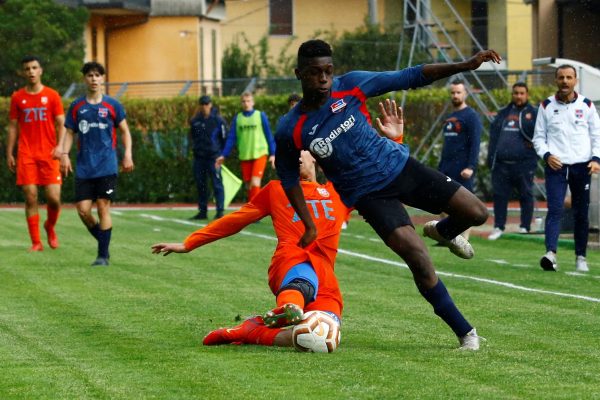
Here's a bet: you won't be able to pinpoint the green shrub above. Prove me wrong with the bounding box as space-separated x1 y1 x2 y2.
0 87 555 203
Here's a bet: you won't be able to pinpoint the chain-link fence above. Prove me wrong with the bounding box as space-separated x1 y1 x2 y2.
62 69 560 100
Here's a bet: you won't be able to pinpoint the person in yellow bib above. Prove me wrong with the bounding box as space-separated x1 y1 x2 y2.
216 91 275 201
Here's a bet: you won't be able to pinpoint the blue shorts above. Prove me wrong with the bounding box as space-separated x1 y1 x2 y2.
281 262 319 302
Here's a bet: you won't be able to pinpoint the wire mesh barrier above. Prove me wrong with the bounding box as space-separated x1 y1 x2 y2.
61 70 556 100
63 77 303 99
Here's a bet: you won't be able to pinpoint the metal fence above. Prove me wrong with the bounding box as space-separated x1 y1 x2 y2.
63 77 303 99
62 69 559 100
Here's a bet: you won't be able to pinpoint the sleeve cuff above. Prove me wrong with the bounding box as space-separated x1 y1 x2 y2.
543 152 551 162
592 156 600 164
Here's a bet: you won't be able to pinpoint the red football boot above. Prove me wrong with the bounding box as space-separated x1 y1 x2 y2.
44 221 59 249
203 316 281 346
29 242 44 252
203 316 264 346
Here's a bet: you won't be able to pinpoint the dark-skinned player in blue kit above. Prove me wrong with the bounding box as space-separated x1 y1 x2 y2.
275 39 501 350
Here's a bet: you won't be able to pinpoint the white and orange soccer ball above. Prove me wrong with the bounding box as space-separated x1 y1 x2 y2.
292 311 341 353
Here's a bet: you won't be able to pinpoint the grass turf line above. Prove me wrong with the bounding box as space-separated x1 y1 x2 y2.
0 209 599 399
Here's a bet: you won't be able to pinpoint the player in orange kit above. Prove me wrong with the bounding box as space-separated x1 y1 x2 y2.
6 56 66 251
151 100 404 348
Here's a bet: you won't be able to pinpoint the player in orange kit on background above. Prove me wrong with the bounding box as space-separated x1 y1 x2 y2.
151 100 406 349
6 56 66 251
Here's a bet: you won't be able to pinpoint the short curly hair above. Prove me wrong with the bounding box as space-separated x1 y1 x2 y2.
297 39 332 69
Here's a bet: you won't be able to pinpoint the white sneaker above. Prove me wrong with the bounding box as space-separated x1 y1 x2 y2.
458 328 485 351
518 227 528 234
488 227 503 240
576 256 589 272
423 220 474 259
540 251 558 271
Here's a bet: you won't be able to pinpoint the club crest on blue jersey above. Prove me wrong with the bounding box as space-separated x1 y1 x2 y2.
330 99 346 114
99 108 108 118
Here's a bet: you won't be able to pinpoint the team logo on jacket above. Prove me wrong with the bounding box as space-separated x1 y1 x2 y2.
525 113 532 120
330 99 347 113
41 96 48 105
98 108 108 118
575 109 583 119
317 187 330 198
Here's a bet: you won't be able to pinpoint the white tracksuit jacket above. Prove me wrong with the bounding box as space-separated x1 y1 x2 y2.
533 93 600 164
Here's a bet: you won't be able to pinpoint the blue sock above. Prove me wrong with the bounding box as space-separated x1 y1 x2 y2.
97 228 112 259
420 279 472 337
87 223 101 240
436 217 467 240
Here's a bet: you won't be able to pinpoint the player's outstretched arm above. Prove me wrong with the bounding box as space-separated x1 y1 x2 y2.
151 243 189 256
375 99 403 141
422 50 502 82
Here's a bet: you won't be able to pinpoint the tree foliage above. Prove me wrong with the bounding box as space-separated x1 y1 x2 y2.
221 41 251 79
314 21 429 74
0 0 89 96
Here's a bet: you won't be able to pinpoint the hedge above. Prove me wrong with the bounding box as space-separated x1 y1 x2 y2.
0 86 555 204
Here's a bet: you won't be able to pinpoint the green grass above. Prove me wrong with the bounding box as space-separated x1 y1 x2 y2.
1 208 599 399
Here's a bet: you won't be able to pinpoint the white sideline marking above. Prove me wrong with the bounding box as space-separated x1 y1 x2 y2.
487 259 531 268
141 213 600 303
140 213 276 241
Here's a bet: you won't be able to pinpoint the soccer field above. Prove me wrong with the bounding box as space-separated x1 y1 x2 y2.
1 208 598 399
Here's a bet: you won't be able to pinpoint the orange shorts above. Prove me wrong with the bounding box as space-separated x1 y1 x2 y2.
240 155 268 183
16 155 62 186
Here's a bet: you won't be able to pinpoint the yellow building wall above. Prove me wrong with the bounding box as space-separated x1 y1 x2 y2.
430 0 472 61
506 0 532 70
84 15 107 65
107 16 200 84
488 0 507 57
222 0 378 76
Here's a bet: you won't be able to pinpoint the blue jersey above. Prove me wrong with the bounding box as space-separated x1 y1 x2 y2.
275 66 432 206
438 107 482 180
65 95 126 179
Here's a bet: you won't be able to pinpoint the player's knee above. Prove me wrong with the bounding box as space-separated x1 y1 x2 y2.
471 202 489 226
279 278 315 305
23 192 37 205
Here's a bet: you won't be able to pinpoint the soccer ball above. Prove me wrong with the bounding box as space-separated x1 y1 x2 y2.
292 311 341 353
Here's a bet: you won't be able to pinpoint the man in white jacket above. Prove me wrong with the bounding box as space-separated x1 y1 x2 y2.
533 64 600 272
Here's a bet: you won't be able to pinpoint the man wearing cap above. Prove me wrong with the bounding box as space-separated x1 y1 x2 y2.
189 95 227 220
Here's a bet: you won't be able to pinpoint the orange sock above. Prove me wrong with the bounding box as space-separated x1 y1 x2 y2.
27 214 41 245
244 318 282 346
276 289 305 309
46 205 60 227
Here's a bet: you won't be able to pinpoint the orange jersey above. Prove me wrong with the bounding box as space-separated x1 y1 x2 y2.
9 86 64 159
184 180 351 316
